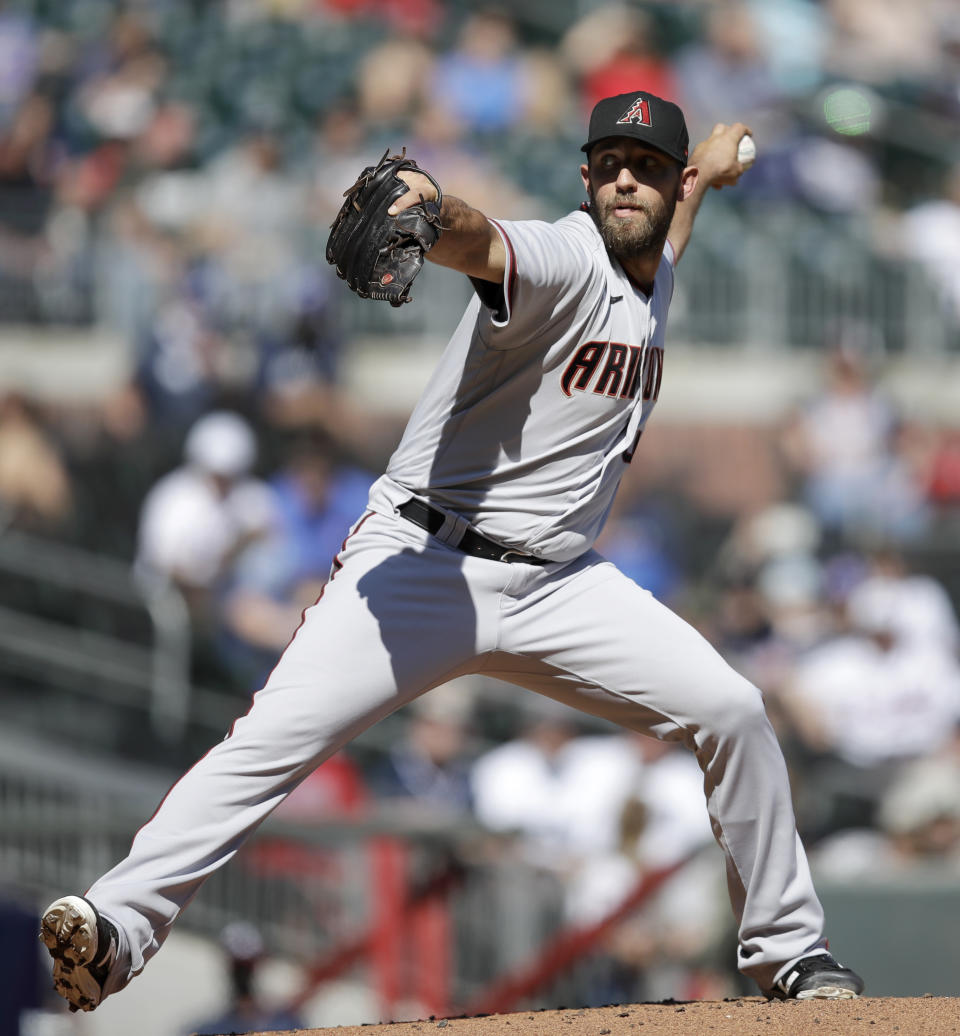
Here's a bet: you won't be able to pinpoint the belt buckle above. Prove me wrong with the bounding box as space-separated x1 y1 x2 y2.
500 549 534 563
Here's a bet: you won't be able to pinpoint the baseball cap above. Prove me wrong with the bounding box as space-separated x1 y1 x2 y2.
582 91 689 165
184 410 257 477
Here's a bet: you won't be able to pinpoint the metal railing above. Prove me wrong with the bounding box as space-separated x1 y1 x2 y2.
0 731 715 1016
667 206 954 354
0 731 482 966
0 528 194 742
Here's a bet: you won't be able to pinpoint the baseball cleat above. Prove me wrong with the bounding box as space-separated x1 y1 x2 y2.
768 952 864 1000
39 895 119 1012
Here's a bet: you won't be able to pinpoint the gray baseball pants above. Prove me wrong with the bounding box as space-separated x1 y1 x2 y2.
89 494 826 1000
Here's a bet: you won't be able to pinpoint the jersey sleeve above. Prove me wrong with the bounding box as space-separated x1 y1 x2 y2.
658 238 676 301
474 216 602 347
662 238 676 270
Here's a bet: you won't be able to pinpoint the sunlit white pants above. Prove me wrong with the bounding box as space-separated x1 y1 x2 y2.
90 482 826 998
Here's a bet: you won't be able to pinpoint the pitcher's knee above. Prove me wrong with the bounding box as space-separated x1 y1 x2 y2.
700 674 768 740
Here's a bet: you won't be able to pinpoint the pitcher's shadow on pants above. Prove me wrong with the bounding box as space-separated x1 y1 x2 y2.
355 544 481 701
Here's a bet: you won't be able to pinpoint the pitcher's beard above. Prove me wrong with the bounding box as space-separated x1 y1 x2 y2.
589 189 675 262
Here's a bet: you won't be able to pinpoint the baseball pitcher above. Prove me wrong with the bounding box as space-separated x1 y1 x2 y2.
41 91 863 1011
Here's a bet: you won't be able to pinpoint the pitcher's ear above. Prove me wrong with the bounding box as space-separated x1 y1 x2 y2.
679 164 698 202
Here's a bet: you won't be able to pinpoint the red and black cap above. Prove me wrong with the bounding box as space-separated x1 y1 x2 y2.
582 91 689 165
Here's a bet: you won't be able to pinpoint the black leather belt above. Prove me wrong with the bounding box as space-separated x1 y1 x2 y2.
398 498 549 565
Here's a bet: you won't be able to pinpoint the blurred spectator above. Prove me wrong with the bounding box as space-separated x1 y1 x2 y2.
712 505 828 655
780 341 929 542
780 589 960 836
367 681 476 814
713 558 833 705
813 723 960 876
56 136 129 215
786 615 960 767
132 100 197 174
132 115 203 233
471 697 636 870
789 134 881 216
717 502 822 580
594 491 683 606
186 921 304 1036
0 89 57 320
925 425 960 510
53 15 167 225
134 286 233 427
0 392 73 535
564 736 715 925
355 27 435 133
746 0 826 96
203 132 303 243
407 101 546 221
513 46 574 140
472 708 732 1002
0 8 38 127
307 98 376 223
217 432 373 685
54 381 163 558
845 547 960 656
672 1 782 143
561 5 679 113
254 267 345 427
902 162 960 328
825 0 944 84
195 131 306 322
470 698 643 985
98 194 183 344
712 573 777 671
754 552 831 650
0 90 55 205
430 9 529 135
563 737 726 1003
76 15 165 145
930 12 960 120
269 433 372 569
135 410 277 611
877 726 960 864
474 712 725 1002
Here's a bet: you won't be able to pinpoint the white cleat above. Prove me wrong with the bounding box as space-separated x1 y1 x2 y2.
39 896 118 1012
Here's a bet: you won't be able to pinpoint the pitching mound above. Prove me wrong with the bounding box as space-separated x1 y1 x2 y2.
248 996 957 1036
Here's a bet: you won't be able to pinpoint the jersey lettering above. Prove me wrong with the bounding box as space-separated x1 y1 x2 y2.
592 343 629 396
621 345 644 399
560 342 605 396
562 342 664 402
642 346 664 401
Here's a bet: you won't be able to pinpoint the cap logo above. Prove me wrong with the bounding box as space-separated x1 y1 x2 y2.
617 96 652 128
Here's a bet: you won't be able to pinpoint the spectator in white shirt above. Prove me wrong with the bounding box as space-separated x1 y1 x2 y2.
136 410 277 611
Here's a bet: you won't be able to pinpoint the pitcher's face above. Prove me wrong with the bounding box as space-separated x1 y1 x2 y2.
581 138 682 260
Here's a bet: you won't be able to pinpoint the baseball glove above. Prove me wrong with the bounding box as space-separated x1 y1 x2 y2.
325 148 443 307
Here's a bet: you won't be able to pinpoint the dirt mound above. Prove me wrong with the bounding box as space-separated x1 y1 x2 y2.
248 996 958 1036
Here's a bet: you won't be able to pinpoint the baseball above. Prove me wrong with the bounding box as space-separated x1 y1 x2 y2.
737 134 756 168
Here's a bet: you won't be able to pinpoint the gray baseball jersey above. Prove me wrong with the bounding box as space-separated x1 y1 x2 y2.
381 211 673 562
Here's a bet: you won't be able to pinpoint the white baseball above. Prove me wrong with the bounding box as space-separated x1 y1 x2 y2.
737 134 756 168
